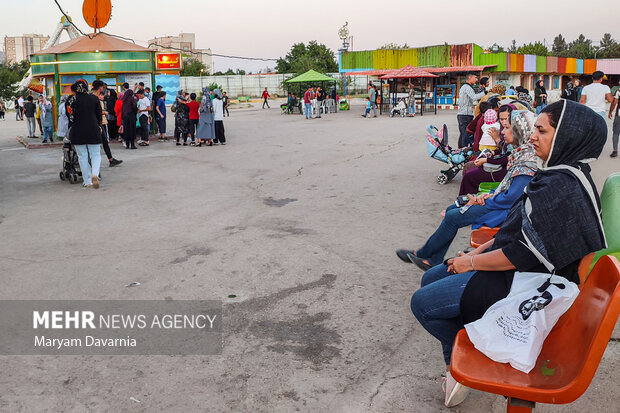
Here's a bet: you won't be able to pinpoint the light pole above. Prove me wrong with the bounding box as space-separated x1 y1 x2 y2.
200 68 204 89
594 46 606 59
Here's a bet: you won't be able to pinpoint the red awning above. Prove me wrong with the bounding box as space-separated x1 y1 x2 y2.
426 65 497 73
379 65 439 79
343 70 394 76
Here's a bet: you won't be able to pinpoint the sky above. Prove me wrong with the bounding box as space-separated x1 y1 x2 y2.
1 0 618 72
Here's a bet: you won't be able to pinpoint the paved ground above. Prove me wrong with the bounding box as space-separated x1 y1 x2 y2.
0 104 618 412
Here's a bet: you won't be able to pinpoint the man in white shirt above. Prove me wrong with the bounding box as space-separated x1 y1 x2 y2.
17 96 24 120
580 71 613 118
457 72 486 147
136 90 151 146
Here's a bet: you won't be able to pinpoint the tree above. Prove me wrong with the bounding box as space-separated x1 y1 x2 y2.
181 58 207 76
507 40 517 53
276 41 338 74
516 42 548 56
378 43 409 50
598 33 620 58
567 34 594 59
552 34 568 56
0 60 30 99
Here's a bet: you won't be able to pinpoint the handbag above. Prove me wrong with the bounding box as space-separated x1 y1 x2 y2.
465 272 579 373
483 163 502 173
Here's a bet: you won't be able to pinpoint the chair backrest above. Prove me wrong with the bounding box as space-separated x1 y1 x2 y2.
538 255 620 392
601 173 620 251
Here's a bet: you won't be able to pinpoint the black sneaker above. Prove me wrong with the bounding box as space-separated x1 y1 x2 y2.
109 159 123 167
611 151 618 158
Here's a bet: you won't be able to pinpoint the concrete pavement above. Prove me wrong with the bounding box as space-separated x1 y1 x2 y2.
0 105 618 412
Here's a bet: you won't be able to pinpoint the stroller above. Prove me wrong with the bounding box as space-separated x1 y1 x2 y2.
426 124 473 184
59 137 83 184
59 137 101 184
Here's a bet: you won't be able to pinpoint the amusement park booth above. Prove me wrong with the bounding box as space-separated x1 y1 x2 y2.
29 33 182 127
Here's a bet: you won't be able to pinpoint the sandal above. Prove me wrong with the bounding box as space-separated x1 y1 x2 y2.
395 249 431 271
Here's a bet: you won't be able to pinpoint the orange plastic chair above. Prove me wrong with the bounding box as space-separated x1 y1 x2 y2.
450 255 620 412
470 226 500 248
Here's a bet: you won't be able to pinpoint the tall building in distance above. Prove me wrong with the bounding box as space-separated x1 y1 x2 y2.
148 33 212 73
4 34 50 64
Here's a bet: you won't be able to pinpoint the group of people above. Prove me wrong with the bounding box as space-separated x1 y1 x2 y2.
302 86 337 119
397 71 613 407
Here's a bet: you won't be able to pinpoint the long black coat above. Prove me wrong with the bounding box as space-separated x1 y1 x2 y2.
67 93 102 145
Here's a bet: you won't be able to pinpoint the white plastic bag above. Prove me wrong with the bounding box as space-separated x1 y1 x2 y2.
464 272 579 373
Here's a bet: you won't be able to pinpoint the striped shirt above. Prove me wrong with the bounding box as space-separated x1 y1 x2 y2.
458 83 486 116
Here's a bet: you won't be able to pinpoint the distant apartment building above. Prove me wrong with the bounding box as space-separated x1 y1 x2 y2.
4 34 50 64
148 33 212 73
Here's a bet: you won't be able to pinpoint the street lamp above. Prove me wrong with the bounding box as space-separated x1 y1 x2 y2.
594 46 606 59
200 68 204 88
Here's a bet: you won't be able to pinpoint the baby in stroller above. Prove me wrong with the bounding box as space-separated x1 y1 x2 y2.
426 124 474 184
390 98 408 117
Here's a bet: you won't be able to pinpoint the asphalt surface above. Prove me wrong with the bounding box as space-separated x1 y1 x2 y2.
0 104 618 412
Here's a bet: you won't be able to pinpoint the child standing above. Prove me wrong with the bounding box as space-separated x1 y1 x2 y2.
187 92 200 145
478 109 500 152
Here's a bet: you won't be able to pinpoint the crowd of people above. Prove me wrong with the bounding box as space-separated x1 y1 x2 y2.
396 70 614 407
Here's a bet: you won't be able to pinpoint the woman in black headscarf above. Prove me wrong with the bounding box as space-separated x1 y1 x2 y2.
121 89 138 149
66 79 103 188
410 100 607 408
561 81 578 102
534 79 547 114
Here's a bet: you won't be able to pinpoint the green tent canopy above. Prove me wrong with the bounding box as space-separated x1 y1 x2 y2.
285 69 334 83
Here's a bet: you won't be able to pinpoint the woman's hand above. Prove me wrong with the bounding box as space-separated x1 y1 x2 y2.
474 158 487 167
447 252 474 273
488 127 501 143
466 194 486 206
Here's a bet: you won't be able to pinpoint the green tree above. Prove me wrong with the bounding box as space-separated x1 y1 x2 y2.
378 43 409 50
516 42 548 56
598 33 620 58
552 34 568 56
0 60 30 99
507 40 517 53
181 58 208 76
276 41 338 74
566 34 594 59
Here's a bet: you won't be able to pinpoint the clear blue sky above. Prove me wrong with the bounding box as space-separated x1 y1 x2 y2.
1 0 618 72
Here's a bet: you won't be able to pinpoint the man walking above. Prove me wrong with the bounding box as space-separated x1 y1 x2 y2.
580 71 613 119
92 80 122 166
17 95 25 120
457 72 486 147
609 86 620 158
262 87 270 109
23 96 36 137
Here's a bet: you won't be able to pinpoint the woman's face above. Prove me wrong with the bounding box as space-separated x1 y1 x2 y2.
499 110 511 129
502 123 514 144
531 113 556 160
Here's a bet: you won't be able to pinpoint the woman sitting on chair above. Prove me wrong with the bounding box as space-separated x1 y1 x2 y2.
409 100 607 408
397 110 540 270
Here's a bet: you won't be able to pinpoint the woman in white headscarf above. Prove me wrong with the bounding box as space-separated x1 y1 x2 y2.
212 89 226 145
57 95 70 139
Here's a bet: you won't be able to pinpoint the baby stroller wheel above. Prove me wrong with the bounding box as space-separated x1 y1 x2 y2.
59 171 66 181
437 173 449 185
69 173 78 184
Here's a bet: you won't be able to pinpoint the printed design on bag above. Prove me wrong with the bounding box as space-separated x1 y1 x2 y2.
518 280 566 320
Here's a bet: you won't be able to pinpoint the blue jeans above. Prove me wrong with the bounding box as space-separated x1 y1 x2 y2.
43 126 53 142
408 104 416 115
416 204 490 266
535 103 547 114
75 144 101 186
411 264 475 365
305 103 312 119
